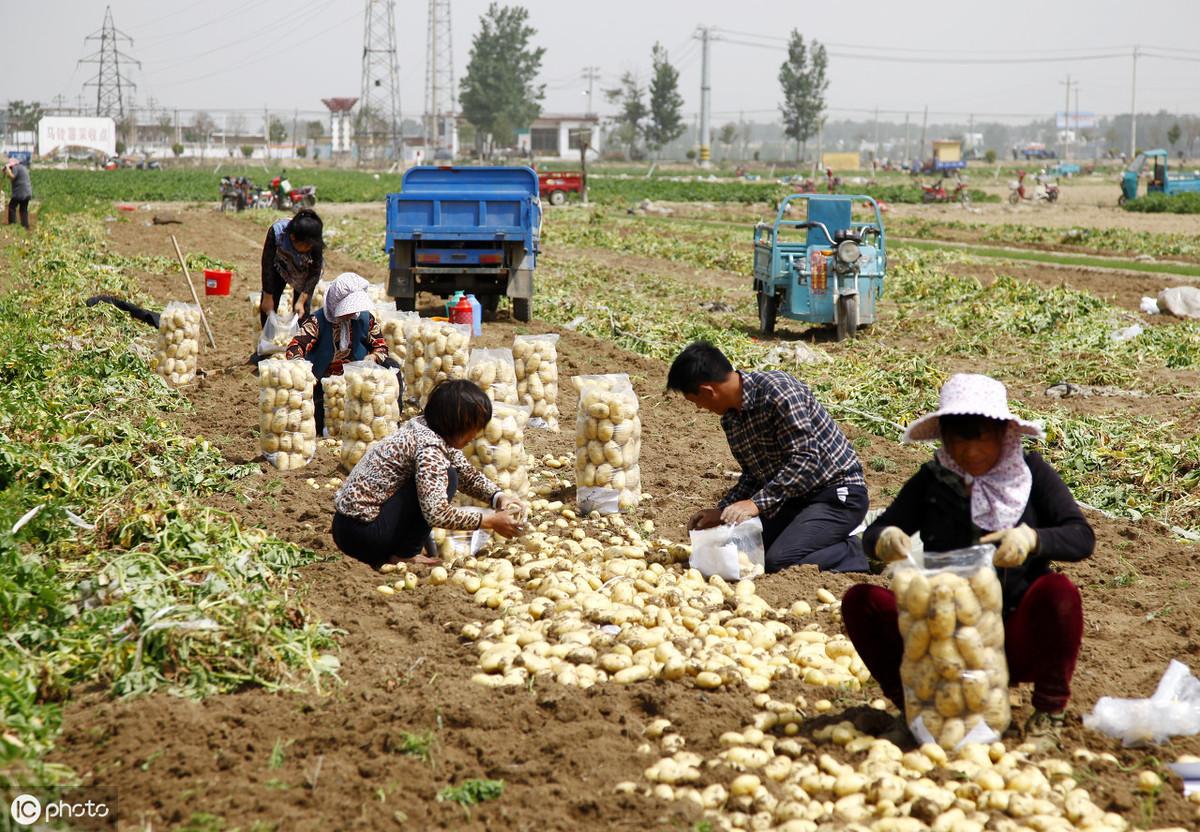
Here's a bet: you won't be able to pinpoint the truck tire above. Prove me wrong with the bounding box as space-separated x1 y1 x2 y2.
757 290 778 337
512 298 532 322
395 296 416 312
549 190 566 206
480 294 500 320
836 295 859 342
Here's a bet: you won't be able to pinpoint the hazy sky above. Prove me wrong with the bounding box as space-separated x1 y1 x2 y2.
4 0 1199 124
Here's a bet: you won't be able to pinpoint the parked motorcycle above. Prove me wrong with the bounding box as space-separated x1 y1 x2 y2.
921 176 971 206
1008 170 1059 205
219 176 258 212
269 176 317 211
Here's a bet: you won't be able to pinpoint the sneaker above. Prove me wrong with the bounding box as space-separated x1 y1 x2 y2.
1023 710 1065 753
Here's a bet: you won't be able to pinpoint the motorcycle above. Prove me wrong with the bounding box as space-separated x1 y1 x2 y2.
1008 170 1059 205
921 176 971 206
219 176 258 212
269 176 317 211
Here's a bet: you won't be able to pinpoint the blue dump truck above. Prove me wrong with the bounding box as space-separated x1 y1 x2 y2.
385 166 542 321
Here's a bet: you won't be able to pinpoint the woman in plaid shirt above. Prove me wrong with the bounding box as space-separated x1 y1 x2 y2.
667 342 869 573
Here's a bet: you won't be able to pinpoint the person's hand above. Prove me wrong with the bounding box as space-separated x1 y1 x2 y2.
688 508 723 531
874 526 912 563
292 299 306 318
495 493 526 518
483 509 524 539
260 293 275 315
981 524 1038 568
720 499 760 525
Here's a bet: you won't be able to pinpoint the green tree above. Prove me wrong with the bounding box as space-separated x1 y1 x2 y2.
268 116 288 143
184 111 215 143
718 122 738 158
459 3 545 158
645 43 685 158
305 120 324 140
240 145 254 158
6 100 44 131
778 31 829 163
605 72 648 160
171 142 184 158
1168 123 1182 148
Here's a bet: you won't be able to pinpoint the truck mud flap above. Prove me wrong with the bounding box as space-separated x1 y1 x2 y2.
507 251 534 299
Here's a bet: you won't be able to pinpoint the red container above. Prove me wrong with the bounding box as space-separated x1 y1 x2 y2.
204 269 233 295
450 295 473 326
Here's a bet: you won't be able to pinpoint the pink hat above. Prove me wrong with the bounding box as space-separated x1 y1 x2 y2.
901 373 1044 443
324 272 372 319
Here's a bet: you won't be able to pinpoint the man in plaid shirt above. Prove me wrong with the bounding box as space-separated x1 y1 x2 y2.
668 342 869 573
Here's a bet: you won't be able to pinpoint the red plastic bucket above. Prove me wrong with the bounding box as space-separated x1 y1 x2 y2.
204 269 233 295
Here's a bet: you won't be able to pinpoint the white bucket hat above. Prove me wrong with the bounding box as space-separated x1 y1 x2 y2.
901 373 1044 443
324 272 372 320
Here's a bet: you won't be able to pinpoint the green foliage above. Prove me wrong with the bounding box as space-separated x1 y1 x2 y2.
171 142 185 158
778 32 829 159
646 43 685 153
1124 192 1200 214
240 145 254 158
459 3 545 154
606 72 649 160
268 117 288 143
6 100 45 131
437 778 505 808
396 731 434 762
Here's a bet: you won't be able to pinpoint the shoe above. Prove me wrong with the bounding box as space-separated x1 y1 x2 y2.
878 713 914 748
1023 710 1065 753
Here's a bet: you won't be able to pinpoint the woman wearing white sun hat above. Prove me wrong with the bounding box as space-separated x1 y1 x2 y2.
841 373 1094 749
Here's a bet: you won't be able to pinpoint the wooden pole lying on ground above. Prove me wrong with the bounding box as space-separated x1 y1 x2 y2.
170 234 217 349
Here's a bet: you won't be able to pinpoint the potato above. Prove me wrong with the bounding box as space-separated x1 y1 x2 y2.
467 349 519 404
935 681 965 717
928 585 957 639
903 621 930 662
459 402 530 506
574 374 641 513
340 363 400 468
259 359 317 470
955 627 987 669
955 581 983 625
514 334 559 430
903 573 931 617
154 302 202 386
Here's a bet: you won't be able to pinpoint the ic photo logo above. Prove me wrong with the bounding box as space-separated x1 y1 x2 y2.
9 795 41 825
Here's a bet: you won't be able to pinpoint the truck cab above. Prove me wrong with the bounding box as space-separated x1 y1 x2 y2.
385 166 541 321
1120 149 1200 204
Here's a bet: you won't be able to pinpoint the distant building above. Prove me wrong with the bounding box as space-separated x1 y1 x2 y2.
518 114 601 160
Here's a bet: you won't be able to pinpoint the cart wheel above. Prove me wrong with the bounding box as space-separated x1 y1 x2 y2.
757 291 778 337
1008 192 1020 206
395 296 416 312
1117 195 1127 207
836 295 859 342
959 191 971 207
512 298 532 323
549 190 566 206
480 294 500 321
221 197 237 213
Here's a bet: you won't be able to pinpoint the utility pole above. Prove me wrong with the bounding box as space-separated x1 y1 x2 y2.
1073 86 1080 158
264 106 270 162
362 0 403 162
873 106 880 165
697 25 712 168
1129 46 1139 160
292 108 299 159
78 5 140 119
424 0 455 156
904 112 910 165
1059 74 1074 161
919 105 928 167
582 66 600 116
174 109 180 146
967 113 974 159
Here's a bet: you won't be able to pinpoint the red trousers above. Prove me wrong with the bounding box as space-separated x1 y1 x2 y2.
842 572 1083 714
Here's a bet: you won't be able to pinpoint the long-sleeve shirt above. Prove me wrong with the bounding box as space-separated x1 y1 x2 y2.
718 370 866 517
863 451 1094 615
335 417 501 529
285 312 387 376
7 164 31 200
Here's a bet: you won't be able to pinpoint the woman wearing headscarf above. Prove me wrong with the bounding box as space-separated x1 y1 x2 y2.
284 272 397 435
841 373 1094 749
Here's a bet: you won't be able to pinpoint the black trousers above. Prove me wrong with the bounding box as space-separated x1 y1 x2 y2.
7 197 29 229
760 483 870 573
260 271 311 327
332 469 457 569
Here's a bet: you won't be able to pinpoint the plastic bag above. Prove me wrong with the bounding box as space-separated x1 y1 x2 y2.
891 544 1010 750
467 348 519 404
258 311 299 357
339 360 401 469
573 373 641 513
320 375 347 438
152 301 202 386
461 402 531 505
689 518 765 580
433 509 493 561
379 309 419 367
1084 660 1200 746
258 358 317 470
513 333 560 430
407 320 470 406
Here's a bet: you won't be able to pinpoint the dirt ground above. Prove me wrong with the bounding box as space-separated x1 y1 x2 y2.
50 204 1200 830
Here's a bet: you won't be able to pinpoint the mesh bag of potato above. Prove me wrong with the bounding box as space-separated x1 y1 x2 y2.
467 348 519 404
378 309 420 367
153 301 202 386
573 374 642 514
892 544 1011 749
320 375 347 438
257 311 299 358
460 401 531 506
513 333 559 430
339 360 402 469
311 279 331 311
407 320 471 406
258 358 318 471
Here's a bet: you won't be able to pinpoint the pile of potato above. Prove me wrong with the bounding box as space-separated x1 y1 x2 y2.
574 374 642 512
320 375 346 438
513 334 560 429
467 348 519 404
258 358 317 470
153 302 202 386
311 279 330 310
461 401 530 502
407 320 470 405
339 362 401 468
893 552 1011 749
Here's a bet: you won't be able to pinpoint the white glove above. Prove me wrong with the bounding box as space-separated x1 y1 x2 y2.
981 524 1038 568
874 526 912 563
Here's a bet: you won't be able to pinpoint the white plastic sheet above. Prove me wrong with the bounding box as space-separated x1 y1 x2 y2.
1084 659 1200 746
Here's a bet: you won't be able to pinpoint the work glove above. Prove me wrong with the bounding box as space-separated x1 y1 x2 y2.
874 526 912 563
980 523 1038 568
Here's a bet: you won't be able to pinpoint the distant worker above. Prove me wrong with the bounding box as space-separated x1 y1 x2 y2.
259 208 324 327
5 157 32 230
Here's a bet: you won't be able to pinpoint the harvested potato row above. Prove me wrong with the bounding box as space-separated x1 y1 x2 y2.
379 310 420 367
893 552 1010 749
152 301 202 386
513 334 560 430
258 358 317 471
339 362 402 469
320 375 346 438
406 320 470 406
467 348 519 405
461 402 531 504
573 374 642 513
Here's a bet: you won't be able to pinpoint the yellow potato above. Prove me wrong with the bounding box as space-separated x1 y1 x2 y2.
905 573 931 617
903 621 931 662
